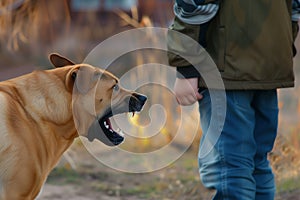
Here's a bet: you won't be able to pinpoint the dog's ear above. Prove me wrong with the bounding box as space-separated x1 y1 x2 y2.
49 53 75 68
65 67 78 92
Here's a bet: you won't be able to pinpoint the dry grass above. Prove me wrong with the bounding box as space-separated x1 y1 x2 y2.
0 0 70 53
0 0 38 50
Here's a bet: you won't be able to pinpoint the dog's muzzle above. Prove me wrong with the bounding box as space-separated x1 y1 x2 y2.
87 93 147 146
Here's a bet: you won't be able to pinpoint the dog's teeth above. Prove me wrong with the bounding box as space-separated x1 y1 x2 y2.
105 125 109 129
109 129 113 133
128 112 135 118
104 121 107 125
119 130 124 137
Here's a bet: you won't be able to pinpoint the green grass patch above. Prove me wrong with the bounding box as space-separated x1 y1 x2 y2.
120 182 168 199
47 167 81 184
277 176 300 194
91 180 168 198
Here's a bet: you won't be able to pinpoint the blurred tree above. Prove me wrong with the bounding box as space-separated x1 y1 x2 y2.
0 0 71 52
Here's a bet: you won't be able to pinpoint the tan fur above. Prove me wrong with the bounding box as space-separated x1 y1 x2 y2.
0 59 136 199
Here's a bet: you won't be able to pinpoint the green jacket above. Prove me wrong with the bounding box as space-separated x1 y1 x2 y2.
168 0 299 89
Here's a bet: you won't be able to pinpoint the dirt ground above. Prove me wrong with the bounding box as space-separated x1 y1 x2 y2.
36 144 300 200
37 146 213 200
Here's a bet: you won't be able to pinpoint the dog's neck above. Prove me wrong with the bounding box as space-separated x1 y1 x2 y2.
0 69 80 192
6 70 79 141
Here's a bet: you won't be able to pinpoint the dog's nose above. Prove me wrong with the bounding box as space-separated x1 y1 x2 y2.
129 93 147 112
135 93 147 104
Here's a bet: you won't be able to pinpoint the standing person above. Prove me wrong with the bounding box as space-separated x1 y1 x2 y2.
168 0 300 199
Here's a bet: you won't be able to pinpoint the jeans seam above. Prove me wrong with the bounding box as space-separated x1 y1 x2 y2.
217 90 228 199
219 138 228 199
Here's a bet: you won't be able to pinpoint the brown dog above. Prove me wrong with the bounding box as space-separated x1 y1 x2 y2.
0 53 147 199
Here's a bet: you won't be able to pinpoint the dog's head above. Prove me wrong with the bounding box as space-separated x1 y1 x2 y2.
49 53 147 146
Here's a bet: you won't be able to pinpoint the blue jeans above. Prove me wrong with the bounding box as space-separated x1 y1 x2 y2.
198 90 278 200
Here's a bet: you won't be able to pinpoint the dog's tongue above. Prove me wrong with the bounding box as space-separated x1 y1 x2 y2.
105 118 113 131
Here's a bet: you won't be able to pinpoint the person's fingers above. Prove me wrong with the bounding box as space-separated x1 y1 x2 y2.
173 77 200 106
187 94 197 104
195 92 203 100
179 99 190 106
175 96 182 105
177 94 198 106
175 94 184 105
176 96 189 105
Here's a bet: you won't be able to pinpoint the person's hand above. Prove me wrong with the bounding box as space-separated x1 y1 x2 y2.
174 77 203 106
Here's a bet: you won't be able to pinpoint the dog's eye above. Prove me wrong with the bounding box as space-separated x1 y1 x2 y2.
113 84 119 92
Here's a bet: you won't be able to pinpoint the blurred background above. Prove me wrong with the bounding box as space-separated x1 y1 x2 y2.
0 0 300 199
0 0 174 79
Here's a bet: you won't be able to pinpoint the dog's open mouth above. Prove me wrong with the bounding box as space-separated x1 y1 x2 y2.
98 110 133 146
87 110 133 146
87 93 147 146
87 109 137 146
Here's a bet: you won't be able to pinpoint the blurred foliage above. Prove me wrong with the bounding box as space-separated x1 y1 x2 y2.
0 0 174 68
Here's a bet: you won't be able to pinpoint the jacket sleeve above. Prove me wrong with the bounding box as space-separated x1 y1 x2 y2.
292 0 300 56
167 1 219 78
167 17 201 78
